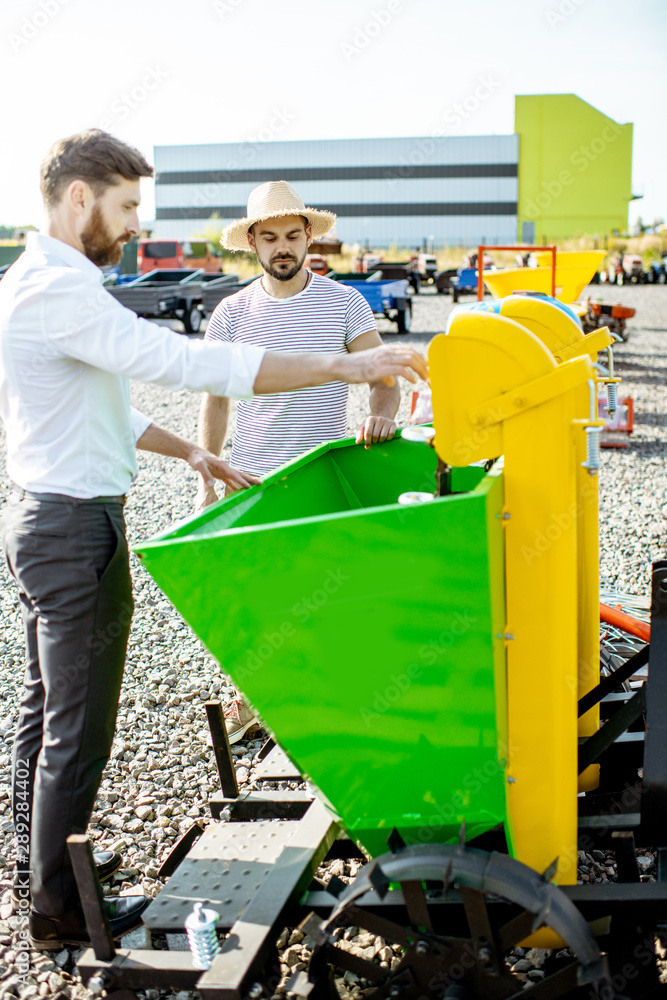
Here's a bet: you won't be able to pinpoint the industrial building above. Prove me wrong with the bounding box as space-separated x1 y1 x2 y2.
151 95 632 249
516 94 633 244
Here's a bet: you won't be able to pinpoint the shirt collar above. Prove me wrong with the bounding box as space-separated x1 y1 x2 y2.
29 231 104 282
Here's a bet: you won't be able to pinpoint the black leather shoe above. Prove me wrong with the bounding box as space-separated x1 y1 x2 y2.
91 851 124 882
12 851 123 906
30 895 150 950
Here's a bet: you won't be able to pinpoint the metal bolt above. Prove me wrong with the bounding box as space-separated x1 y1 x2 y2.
389 987 402 998
247 984 263 1000
87 973 112 996
416 940 429 955
478 946 492 963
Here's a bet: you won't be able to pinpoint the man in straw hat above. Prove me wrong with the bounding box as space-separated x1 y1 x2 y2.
197 180 401 499
196 179 406 742
0 132 426 949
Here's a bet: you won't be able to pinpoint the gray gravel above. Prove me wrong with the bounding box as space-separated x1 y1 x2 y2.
0 283 666 995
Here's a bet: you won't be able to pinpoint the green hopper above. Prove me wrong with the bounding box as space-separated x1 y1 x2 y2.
134 433 511 857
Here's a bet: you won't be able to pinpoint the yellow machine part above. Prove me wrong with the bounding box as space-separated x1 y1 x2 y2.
430 311 598 892
533 251 607 273
483 263 600 303
497 296 607 789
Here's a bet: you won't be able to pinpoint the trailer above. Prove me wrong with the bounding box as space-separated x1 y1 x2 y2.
366 261 422 294
108 268 208 333
330 272 413 333
201 274 258 315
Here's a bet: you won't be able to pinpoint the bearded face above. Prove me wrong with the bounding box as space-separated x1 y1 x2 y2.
249 215 311 282
256 242 308 281
81 202 132 267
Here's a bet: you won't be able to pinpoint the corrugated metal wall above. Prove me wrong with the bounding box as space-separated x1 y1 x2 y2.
153 134 518 248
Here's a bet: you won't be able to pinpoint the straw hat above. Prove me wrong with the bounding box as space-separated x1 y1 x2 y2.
220 180 336 252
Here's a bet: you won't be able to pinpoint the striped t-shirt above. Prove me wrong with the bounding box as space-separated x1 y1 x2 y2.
204 272 376 475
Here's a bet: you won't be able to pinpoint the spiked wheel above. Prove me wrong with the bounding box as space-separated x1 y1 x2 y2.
305 844 607 1000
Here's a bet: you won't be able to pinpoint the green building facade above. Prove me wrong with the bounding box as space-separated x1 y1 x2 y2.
515 94 633 243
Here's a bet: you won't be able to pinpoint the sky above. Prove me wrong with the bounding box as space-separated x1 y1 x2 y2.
1 0 665 233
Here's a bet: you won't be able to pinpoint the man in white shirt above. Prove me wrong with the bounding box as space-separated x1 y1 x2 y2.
0 129 426 949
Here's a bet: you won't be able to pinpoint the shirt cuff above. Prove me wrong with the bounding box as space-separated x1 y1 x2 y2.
225 343 266 399
130 406 153 444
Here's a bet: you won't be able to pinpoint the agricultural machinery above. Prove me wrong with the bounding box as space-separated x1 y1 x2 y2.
69 296 667 999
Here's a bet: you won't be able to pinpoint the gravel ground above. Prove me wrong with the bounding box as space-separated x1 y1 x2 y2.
0 283 666 996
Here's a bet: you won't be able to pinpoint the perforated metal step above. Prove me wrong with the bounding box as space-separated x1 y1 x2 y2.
144 818 297 932
254 744 302 782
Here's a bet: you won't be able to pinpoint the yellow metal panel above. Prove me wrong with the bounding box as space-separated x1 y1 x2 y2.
430 312 556 468
430 314 595 886
469 357 592 430
503 392 581 885
494 300 602 786
499 295 583 357
556 328 613 364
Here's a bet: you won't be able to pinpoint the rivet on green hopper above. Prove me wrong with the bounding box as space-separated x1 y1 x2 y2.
134 434 510 857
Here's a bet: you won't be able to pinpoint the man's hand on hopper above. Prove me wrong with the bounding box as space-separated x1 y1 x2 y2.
188 448 261 510
356 415 398 449
337 344 427 387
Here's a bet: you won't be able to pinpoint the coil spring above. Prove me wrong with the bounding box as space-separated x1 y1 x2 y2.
583 426 602 474
185 902 221 970
606 382 618 417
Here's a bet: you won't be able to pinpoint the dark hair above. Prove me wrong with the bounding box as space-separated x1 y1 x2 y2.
40 129 154 209
248 214 309 238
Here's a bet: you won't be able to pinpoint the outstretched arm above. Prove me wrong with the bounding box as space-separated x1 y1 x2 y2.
136 422 261 495
253 342 426 394
195 394 232 509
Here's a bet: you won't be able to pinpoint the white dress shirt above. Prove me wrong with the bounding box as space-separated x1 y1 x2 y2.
0 233 265 498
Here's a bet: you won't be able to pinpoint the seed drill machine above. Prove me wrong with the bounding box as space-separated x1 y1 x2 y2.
73 296 667 999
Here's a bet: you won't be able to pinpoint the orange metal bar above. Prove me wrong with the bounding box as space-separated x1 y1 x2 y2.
600 602 650 643
476 245 557 301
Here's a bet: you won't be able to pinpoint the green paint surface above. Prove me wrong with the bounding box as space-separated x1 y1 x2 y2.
135 435 509 855
516 94 633 242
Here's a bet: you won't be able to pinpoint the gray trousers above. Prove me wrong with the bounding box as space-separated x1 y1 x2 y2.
1 490 133 916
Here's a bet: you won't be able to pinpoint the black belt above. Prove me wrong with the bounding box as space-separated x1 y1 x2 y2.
11 486 126 506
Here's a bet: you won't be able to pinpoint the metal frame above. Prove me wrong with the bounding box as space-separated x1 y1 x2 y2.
71 567 667 997
476 244 557 299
